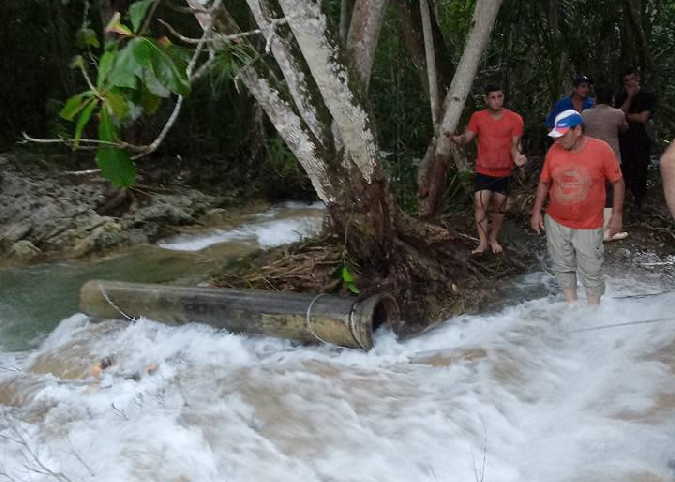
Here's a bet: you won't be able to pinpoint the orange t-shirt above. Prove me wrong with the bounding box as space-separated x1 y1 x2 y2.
466 109 524 177
540 137 622 229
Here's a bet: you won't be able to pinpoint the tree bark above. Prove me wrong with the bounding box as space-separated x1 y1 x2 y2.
417 0 503 219
339 0 355 44
420 0 439 125
395 0 453 97
346 0 390 92
622 0 653 77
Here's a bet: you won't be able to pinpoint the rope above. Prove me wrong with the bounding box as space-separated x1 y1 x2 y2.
569 317 675 333
305 293 332 345
98 282 137 321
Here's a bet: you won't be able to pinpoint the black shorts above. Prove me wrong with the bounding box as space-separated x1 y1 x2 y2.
474 173 511 195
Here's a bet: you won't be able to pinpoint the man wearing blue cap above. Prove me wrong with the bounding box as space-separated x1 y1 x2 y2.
530 110 625 304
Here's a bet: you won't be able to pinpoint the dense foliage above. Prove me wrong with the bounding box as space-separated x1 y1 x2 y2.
2 0 673 204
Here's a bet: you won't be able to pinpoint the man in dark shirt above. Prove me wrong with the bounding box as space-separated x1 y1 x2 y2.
615 67 656 211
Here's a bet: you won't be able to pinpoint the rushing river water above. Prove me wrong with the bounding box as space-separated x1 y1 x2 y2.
1 204 674 481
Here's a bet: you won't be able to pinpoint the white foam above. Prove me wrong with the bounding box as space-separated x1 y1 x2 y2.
159 202 325 252
1 279 674 481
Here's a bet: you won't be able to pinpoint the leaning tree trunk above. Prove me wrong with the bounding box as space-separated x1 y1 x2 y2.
417 0 504 219
184 0 483 324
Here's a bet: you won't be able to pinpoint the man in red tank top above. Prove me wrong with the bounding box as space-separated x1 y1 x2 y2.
530 110 625 304
448 85 526 254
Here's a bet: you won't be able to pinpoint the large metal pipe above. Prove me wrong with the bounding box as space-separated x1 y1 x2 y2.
80 280 400 350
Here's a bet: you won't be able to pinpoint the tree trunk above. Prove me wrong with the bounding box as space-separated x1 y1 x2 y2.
346 0 390 92
339 0 355 44
183 0 485 325
420 0 439 125
622 0 653 77
417 0 504 218
395 0 453 100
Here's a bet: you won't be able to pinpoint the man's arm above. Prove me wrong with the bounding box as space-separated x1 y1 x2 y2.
607 178 625 237
619 89 634 113
448 130 477 145
626 110 651 124
619 112 629 132
661 141 675 219
530 180 550 233
511 135 527 167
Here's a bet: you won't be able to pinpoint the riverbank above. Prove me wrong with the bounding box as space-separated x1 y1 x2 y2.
0 150 274 267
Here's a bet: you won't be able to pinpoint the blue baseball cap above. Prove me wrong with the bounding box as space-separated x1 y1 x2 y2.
548 109 584 138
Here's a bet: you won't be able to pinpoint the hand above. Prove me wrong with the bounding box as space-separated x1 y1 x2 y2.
606 213 623 238
530 211 544 233
514 153 527 167
448 133 463 144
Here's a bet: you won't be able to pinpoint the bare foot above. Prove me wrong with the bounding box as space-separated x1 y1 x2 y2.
471 243 488 255
490 241 503 254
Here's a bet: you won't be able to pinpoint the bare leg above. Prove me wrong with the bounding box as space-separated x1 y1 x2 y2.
488 192 507 254
563 287 578 303
473 190 491 254
586 291 601 304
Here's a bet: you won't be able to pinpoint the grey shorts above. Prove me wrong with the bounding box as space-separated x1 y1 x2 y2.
544 215 605 297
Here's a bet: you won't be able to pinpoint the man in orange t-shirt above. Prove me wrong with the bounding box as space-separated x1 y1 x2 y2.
530 110 625 304
448 85 526 255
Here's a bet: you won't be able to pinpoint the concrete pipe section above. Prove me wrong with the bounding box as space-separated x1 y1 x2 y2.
80 280 401 350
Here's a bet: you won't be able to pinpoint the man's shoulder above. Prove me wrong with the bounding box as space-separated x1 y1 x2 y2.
585 137 614 155
554 96 572 108
470 110 488 121
503 108 523 120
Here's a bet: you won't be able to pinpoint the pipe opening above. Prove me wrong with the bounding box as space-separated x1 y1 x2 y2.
351 294 401 350
372 298 394 333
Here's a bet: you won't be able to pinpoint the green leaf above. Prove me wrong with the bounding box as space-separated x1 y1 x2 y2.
60 93 91 121
143 67 170 97
96 147 136 187
341 265 355 283
103 90 129 119
105 11 134 37
108 40 141 89
98 108 118 142
76 27 100 49
140 38 190 96
74 98 98 146
97 49 117 88
129 0 155 33
346 282 360 295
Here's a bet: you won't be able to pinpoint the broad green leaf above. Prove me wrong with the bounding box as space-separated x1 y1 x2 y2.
151 53 190 96
98 108 118 142
104 90 129 119
346 282 360 294
96 147 136 187
129 0 155 33
341 265 355 283
60 92 92 121
108 40 141 89
139 38 190 96
74 98 98 146
76 27 100 49
143 67 170 97
105 12 134 37
97 49 117 88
